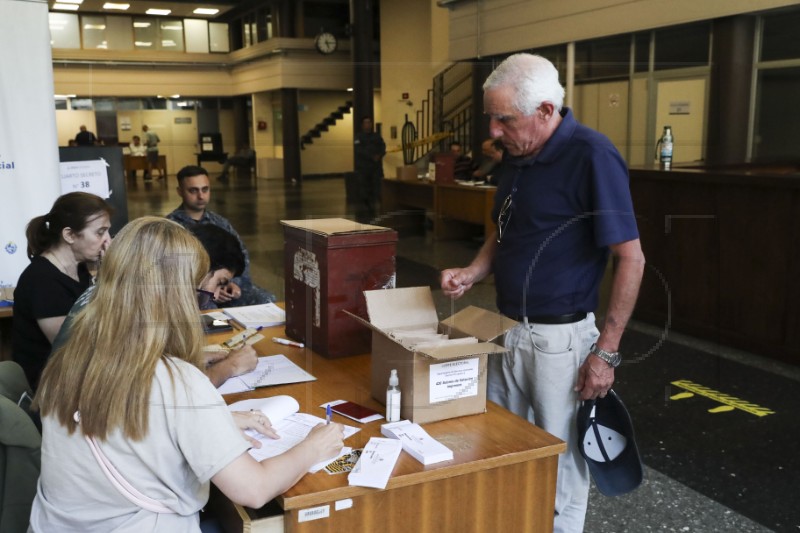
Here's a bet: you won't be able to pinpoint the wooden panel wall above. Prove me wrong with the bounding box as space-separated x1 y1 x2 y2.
630 166 800 366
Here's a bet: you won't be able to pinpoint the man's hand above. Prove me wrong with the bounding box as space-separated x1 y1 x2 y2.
215 281 242 303
574 354 615 401
440 268 476 299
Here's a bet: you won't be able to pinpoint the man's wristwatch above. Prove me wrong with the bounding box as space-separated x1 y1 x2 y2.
590 343 622 367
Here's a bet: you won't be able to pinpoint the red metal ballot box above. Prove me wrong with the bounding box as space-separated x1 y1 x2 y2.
281 218 397 358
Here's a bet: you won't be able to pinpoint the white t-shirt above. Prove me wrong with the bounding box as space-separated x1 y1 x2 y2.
30 358 250 532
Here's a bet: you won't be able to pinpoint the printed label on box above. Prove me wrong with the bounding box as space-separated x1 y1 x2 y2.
298 504 330 522
293 248 321 327
429 357 479 403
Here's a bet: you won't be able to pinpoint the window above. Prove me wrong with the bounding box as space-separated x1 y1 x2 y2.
133 18 156 49
160 20 184 51
575 35 630 81
761 9 800 62
49 13 80 49
81 15 107 49
654 22 710 70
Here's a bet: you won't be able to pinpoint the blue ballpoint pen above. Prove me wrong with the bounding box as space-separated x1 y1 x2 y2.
326 404 332 425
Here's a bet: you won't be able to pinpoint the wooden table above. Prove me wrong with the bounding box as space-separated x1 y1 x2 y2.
123 154 166 179
208 324 564 532
434 183 497 240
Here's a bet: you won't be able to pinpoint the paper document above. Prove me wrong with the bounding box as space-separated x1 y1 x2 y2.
223 303 286 328
381 420 453 465
218 354 316 395
348 437 402 489
228 395 359 472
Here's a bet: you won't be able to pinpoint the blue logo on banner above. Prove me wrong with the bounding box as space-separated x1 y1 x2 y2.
5 242 17 255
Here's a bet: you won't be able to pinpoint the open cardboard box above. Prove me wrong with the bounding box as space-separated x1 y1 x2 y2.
348 286 518 424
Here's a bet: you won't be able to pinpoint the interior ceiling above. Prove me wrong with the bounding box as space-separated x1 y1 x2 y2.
48 0 243 19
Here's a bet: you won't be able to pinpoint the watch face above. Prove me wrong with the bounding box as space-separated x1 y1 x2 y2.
315 32 337 54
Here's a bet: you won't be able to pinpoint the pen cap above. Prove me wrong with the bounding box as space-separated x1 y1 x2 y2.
388 369 399 387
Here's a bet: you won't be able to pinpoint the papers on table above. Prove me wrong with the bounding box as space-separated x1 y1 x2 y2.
217 354 316 395
348 437 403 489
381 420 454 465
223 303 286 329
228 395 359 473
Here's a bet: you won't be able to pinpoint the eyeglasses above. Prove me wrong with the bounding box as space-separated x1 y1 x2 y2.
496 193 513 243
196 288 215 309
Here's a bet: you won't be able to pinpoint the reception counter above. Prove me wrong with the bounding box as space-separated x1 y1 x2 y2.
629 163 800 366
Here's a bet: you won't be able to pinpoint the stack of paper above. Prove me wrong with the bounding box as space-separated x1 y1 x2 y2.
381 420 454 465
347 437 403 489
217 355 316 395
223 303 286 329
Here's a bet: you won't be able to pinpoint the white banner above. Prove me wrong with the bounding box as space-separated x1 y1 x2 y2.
0 0 61 290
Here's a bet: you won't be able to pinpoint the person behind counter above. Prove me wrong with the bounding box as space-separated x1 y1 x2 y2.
31 217 344 531
12 192 112 389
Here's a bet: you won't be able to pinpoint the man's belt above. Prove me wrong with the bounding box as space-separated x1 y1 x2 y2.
511 312 587 325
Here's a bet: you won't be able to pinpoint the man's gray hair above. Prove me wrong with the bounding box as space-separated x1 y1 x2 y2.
483 53 565 115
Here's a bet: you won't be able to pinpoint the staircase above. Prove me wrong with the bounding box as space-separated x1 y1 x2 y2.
300 101 353 150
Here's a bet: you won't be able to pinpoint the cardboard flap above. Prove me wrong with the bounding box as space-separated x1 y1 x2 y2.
280 218 390 235
441 306 518 341
419 341 507 360
364 287 439 330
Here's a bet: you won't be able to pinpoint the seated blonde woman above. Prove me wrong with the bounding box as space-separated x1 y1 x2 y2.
31 217 344 532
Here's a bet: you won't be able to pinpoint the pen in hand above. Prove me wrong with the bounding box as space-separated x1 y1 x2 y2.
326 404 332 425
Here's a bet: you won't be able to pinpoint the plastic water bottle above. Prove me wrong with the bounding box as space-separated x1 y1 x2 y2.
386 369 401 422
656 126 674 170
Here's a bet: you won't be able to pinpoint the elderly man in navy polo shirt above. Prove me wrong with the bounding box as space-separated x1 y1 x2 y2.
440 54 645 533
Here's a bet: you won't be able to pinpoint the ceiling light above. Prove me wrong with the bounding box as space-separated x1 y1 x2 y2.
193 8 219 15
146 8 171 16
103 3 130 10
133 22 151 28
171 94 181 99
58 0 83 4
83 24 106 30
53 3 80 10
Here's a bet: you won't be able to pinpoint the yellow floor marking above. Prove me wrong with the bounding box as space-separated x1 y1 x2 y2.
670 392 695 400
671 379 774 417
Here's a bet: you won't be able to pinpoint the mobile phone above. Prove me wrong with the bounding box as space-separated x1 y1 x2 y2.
202 314 233 333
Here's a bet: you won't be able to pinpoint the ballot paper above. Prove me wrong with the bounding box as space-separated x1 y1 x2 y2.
347 437 403 489
381 420 453 465
228 396 359 473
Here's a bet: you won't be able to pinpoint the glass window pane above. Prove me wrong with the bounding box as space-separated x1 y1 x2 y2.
49 13 80 49
634 32 650 73
142 98 168 110
753 67 800 160
81 15 107 49
106 16 133 50
209 22 229 52
575 35 630 81
184 19 209 53
761 9 800 62
70 98 94 110
93 97 115 111
134 18 156 50
160 19 184 51
117 98 141 110
654 22 710 70
54 98 68 110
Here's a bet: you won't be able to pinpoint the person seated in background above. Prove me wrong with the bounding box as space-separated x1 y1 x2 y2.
31 217 344 531
12 192 112 390
167 165 276 307
51 222 259 388
449 141 474 180
218 143 256 182
74 125 97 146
128 135 148 180
472 138 505 184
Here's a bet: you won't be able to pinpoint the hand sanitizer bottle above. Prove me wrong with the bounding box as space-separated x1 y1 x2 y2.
386 369 401 422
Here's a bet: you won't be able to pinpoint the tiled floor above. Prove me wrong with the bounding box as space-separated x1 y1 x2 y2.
127 174 797 532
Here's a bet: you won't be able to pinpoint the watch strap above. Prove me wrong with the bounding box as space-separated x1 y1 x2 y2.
590 343 621 367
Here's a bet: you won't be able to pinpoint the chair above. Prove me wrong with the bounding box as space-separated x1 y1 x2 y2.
0 361 41 533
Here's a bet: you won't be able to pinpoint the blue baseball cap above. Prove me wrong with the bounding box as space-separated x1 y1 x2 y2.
577 389 644 496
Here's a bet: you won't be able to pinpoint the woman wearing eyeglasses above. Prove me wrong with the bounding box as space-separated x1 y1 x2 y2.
32 217 344 532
